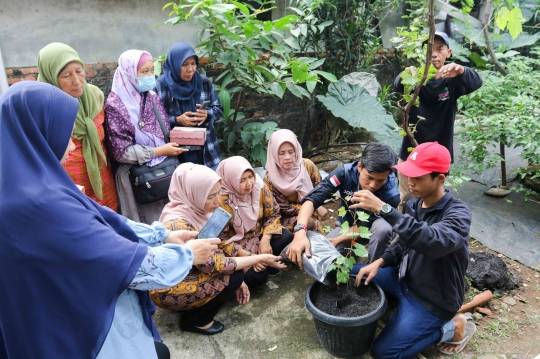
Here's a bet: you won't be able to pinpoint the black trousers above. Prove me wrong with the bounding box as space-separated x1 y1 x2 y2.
154 341 170 359
180 270 244 327
244 228 293 286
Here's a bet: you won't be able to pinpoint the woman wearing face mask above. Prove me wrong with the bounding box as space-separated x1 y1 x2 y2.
154 42 222 170
264 129 327 233
104 50 187 224
37 43 118 210
216 156 294 284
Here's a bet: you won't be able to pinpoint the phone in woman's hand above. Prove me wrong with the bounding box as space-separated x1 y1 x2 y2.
199 100 211 110
196 207 232 239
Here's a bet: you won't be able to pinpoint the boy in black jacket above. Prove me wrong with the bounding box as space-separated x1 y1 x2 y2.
286 143 399 266
394 31 482 212
350 142 474 357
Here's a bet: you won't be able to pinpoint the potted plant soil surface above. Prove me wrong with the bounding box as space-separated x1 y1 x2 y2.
305 277 387 358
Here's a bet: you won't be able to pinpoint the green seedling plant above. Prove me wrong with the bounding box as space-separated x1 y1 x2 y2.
327 195 371 286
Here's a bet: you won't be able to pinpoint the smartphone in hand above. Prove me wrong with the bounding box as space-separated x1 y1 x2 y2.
196 207 232 239
199 100 211 110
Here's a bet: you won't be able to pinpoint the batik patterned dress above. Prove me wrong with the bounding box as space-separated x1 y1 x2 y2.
63 109 118 211
263 158 322 232
219 183 282 260
149 218 241 310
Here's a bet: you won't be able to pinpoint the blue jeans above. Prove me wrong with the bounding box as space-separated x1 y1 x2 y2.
350 265 454 359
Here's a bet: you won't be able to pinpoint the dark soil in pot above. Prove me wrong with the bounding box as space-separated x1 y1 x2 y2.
312 280 380 317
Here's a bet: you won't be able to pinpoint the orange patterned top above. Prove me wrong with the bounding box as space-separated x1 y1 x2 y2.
62 109 118 211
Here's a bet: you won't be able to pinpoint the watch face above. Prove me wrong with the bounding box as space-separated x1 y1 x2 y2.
381 204 392 214
293 224 305 232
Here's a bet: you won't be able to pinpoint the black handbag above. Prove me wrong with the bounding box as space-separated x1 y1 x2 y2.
128 104 179 205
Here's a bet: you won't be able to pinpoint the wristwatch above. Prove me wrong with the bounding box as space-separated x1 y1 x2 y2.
293 223 307 233
380 203 392 217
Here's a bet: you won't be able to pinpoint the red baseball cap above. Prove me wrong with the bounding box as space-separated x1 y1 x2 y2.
393 142 451 177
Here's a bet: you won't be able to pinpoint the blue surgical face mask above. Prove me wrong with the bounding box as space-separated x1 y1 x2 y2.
135 75 156 92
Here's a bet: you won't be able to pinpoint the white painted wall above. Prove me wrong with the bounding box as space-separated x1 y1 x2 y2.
0 0 202 67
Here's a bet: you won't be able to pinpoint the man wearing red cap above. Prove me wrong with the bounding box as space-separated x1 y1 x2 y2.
394 31 482 212
349 142 474 357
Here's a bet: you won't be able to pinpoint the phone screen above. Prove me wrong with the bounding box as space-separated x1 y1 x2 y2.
196 207 232 239
200 100 211 110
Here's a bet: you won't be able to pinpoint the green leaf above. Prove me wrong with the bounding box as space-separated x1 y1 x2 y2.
306 80 317 93
227 132 237 150
316 81 401 151
233 118 249 131
356 211 370 223
339 221 350 235
267 82 285 98
345 256 356 270
308 58 326 70
283 36 300 50
338 206 347 218
299 24 308 37
259 36 271 50
313 70 337 82
336 271 349 284
353 244 368 258
153 60 162 77
399 69 417 86
290 27 301 37
358 226 372 239
231 0 249 16
273 14 298 30
218 89 231 119
240 130 250 145
469 52 487 68
495 6 524 40
286 84 310 99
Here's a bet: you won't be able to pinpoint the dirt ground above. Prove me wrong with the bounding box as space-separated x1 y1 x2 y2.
317 193 540 358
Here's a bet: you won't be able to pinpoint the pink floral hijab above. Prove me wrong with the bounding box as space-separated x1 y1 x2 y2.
216 156 260 243
265 129 313 201
110 50 166 166
159 163 221 230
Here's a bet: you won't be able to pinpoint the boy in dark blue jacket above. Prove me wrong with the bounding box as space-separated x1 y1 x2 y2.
286 143 399 266
350 142 474 357
394 31 482 212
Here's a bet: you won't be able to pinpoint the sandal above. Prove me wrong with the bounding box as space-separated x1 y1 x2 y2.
437 321 476 355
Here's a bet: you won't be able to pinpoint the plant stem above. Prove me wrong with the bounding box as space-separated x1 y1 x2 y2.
482 0 509 76
233 91 244 123
401 0 436 148
500 141 507 187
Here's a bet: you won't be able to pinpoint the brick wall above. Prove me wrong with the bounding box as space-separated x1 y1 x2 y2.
5 62 118 96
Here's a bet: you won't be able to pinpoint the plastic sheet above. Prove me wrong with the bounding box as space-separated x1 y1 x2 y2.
281 231 341 283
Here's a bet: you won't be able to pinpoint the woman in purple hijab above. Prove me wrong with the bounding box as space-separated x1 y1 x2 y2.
105 50 187 224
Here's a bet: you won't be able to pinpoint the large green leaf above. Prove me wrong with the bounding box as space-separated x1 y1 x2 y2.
218 89 231 119
317 81 401 151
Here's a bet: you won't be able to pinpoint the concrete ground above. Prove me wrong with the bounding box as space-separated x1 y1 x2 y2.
153 266 370 359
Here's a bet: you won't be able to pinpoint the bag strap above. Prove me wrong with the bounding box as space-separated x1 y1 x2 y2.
153 104 170 143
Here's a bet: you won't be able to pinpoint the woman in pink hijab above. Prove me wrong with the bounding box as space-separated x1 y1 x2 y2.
104 49 187 224
216 156 293 284
150 163 285 335
264 129 327 233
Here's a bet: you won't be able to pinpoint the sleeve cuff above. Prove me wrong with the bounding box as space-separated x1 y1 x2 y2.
382 207 403 227
380 252 396 268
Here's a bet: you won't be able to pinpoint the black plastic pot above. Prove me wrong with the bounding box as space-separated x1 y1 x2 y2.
305 280 387 358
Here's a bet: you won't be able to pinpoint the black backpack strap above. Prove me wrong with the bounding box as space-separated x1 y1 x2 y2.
153 104 170 143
